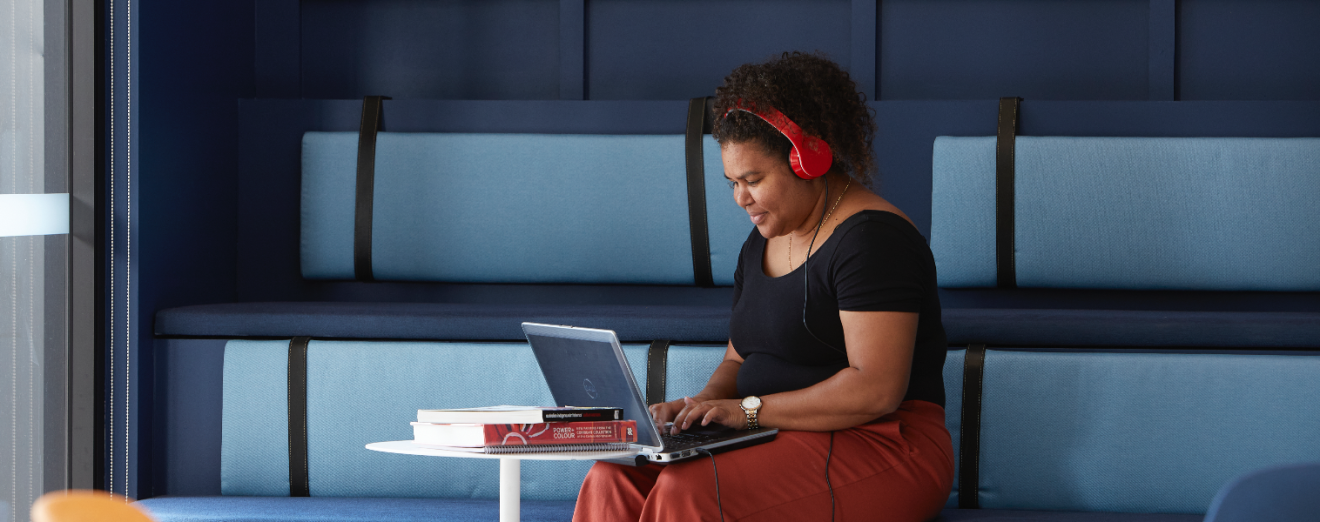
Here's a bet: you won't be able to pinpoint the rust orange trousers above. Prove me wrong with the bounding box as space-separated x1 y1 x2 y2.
572 400 953 522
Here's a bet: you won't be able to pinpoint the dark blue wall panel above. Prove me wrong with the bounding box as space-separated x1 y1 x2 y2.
560 0 587 99
235 101 322 303
586 0 852 100
1147 0 1176 101
1179 0 1320 100
850 0 879 100
150 338 226 497
282 0 1320 102
138 1 1320 338
879 0 1150 100
872 101 997 235
255 0 301 97
133 0 253 496
300 0 561 99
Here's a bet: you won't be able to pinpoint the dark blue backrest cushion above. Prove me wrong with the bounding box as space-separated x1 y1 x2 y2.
302 132 749 285
931 137 1320 290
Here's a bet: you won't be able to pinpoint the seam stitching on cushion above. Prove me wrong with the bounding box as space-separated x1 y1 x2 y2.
972 348 982 504
286 338 293 494
302 339 308 495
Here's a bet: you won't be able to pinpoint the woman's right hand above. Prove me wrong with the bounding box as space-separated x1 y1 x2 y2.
648 343 744 433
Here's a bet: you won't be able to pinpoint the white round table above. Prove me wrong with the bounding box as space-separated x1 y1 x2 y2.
366 440 638 522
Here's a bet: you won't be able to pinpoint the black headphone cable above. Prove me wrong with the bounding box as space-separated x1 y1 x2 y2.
701 179 842 522
799 180 844 522
695 448 725 522
826 431 837 521
801 179 848 355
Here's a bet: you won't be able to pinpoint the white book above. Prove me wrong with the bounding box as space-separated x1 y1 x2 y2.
415 405 623 424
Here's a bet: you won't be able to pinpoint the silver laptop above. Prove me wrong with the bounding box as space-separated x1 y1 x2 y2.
522 322 778 464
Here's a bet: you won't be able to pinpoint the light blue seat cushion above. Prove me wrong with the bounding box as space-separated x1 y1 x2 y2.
137 497 576 522
222 340 712 500
661 344 726 401
302 133 747 285
975 349 1320 513
931 137 1320 290
222 340 291 496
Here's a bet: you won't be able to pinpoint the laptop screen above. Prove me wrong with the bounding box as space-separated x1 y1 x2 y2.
523 323 662 448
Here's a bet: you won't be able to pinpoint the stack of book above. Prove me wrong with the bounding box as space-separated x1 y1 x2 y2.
411 405 637 454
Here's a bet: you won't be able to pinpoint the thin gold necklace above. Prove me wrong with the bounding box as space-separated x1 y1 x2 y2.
788 177 851 270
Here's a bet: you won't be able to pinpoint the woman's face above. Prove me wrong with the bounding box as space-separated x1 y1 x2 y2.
721 141 819 239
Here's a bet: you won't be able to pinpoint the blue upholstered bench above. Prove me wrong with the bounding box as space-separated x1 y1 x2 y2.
139 341 1320 521
146 127 755 520
154 133 1320 347
147 123 1320 521
155 130 744 343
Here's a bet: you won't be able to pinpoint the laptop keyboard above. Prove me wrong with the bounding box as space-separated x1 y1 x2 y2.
660 431 726 452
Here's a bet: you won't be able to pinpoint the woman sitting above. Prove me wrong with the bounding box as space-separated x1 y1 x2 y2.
574 51 953 522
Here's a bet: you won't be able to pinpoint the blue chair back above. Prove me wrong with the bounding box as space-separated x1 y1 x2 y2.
1203 462 1320 522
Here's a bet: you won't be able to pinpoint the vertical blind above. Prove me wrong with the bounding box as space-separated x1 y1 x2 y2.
2 0 63 519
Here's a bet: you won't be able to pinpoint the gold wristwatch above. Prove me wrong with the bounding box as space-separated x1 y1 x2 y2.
739 396 762 430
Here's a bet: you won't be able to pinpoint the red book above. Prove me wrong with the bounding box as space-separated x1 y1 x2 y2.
411 420 638 448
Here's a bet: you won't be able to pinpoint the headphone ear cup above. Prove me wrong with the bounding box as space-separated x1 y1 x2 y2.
790 146 831 180
789 149 808 179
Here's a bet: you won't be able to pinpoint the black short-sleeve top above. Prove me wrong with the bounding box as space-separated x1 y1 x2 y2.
729 210 948 408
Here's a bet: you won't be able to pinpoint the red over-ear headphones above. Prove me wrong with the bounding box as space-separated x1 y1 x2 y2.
725 100 834 180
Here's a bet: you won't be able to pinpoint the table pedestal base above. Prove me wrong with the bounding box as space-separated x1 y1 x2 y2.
366 441 636 522
500 458 520 522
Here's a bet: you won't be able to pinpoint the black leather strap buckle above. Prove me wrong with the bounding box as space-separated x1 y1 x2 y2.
354 95 391 282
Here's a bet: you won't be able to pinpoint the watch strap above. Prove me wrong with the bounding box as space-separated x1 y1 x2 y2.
740 401 760 430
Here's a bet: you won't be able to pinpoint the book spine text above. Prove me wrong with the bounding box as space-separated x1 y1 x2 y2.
485 421 637 446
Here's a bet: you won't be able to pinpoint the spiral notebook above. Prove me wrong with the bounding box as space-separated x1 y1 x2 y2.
412 442 635 454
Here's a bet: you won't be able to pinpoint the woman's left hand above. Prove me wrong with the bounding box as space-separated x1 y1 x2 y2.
673 397 748 432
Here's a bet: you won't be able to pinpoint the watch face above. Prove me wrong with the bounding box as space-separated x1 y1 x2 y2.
742 396 761 410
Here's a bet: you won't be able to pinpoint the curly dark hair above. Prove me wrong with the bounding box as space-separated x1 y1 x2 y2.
712 52 876 183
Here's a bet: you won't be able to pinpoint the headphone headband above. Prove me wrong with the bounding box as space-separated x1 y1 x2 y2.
725 100 834 179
